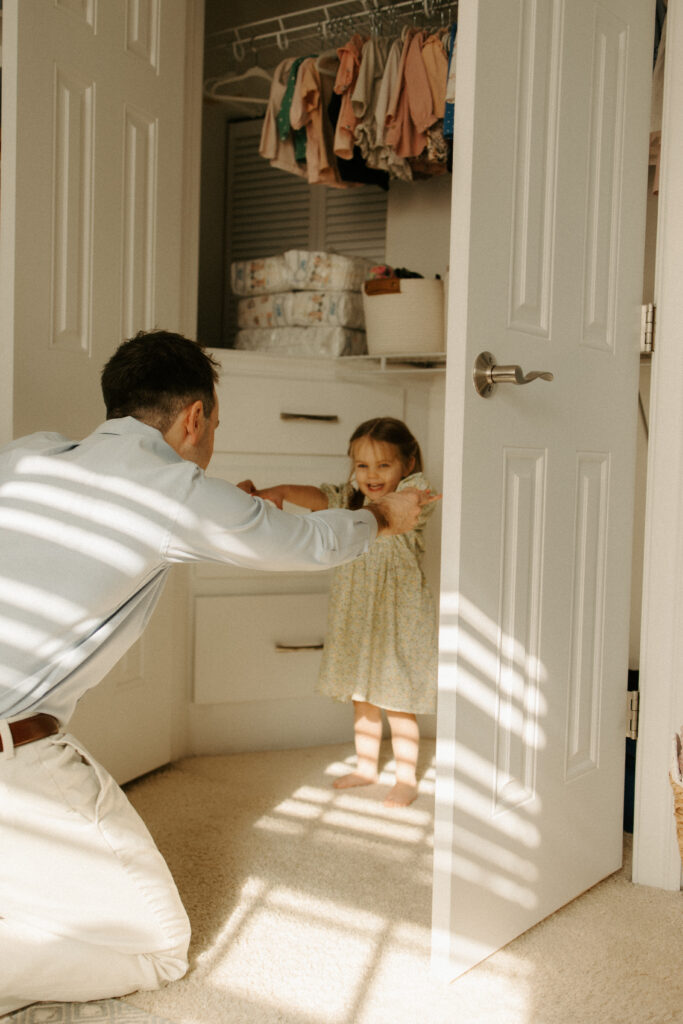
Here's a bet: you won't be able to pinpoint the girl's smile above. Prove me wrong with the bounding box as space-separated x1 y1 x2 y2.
351 438 414 500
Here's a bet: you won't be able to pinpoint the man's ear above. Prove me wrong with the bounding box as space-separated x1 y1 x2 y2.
163 399 204 457
185 399 205 445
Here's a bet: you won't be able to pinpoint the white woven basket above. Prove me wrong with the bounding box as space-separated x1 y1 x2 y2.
363 278 445 355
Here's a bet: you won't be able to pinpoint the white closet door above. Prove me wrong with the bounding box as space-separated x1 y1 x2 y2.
434 0 652 978
3 0 187 439
0 0 192 782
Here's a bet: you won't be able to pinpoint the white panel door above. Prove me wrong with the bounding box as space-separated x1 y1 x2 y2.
0 0 191 781
433 0 653 977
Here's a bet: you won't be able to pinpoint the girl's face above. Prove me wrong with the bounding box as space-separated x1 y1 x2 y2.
351 437 414 500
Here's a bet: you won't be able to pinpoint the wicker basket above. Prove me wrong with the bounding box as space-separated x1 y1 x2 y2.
362 278 445 355
670 730 683 866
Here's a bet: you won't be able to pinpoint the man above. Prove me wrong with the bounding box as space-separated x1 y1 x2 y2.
0 330 437 1015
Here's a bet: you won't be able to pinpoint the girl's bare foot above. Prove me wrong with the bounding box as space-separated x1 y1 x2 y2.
384 781 418 807
333 771 378 789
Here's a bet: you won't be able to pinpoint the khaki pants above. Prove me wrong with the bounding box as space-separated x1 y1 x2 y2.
0 729 190 1016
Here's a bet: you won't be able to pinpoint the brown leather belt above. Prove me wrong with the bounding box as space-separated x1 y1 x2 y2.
0 713 60 752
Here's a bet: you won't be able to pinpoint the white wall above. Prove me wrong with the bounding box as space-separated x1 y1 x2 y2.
385 175 452 279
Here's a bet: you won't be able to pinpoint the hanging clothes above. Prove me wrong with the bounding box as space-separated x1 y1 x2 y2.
277 57 308 163
409 29 450 178
351 35 390 135
290 56 344 187
443 22 457 140
257 17 456 189
260 57 308 178
356 35 413 181
329 30 389 188
384 28 438 159
333 33 366 159
422 31 448 117
328 91 390 189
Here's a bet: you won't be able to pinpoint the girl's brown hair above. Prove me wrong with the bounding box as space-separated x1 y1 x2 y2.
347 417 423 509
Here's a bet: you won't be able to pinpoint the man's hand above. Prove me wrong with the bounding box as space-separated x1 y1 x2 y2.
367 488 441 536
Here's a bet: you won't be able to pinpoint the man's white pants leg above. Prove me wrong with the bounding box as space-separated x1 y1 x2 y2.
0 731 190 1014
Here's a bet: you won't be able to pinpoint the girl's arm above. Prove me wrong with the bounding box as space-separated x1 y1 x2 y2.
236 480 329 511
259 484 329 510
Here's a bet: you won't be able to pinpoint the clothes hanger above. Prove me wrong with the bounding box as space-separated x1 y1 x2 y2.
224 65 273 84
204 81 270 104
203 55 273 104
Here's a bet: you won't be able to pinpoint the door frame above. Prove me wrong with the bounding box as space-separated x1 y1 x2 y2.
633 0 683 891
180 0 206 340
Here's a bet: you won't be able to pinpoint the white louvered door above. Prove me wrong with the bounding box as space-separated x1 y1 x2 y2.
433 0 653 978
0 0 191 782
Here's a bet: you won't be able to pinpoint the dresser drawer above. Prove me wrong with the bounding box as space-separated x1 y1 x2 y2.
213 374 404 455
193 593 328 704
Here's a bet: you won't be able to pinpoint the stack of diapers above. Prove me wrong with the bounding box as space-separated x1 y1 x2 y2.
230 250 371 357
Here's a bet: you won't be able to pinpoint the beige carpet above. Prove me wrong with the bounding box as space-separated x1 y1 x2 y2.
114 740 681 1024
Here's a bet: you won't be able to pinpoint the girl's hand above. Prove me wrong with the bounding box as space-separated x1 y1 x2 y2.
254 485 287 509
236 480 287 508
238 483 328 511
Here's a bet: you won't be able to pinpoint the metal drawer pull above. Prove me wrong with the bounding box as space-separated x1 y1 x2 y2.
275 642 324 652
473 351 554 398
280 412 340 423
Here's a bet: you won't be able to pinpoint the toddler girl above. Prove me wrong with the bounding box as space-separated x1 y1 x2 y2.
241 417 437 807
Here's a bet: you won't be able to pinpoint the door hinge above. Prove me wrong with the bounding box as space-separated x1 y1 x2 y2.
627 690 640 741
641 303 655 353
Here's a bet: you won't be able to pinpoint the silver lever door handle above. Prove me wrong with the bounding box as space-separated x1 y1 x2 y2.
491 365 554 385
473 351 554 398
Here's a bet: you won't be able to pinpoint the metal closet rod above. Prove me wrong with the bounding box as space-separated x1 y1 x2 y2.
207 0 458 61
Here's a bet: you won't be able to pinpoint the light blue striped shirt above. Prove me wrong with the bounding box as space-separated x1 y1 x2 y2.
0 418 377 725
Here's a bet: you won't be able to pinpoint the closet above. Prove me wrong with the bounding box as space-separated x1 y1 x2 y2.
0 0 678 984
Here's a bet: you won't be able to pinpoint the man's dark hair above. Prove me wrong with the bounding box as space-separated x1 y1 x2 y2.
101 330 221 434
